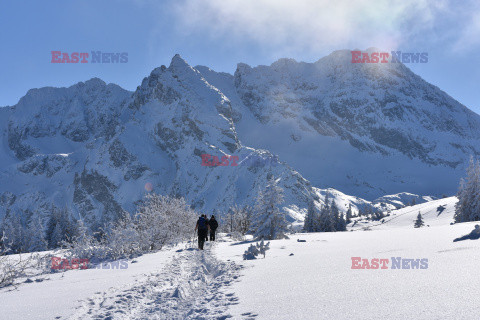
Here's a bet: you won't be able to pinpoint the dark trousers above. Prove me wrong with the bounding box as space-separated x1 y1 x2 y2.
198 229 207 249
210 230 216 241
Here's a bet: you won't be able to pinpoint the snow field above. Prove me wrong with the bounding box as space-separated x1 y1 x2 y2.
68 242 243 320
216 221 480 320
2 247 177 319
3 198 480 320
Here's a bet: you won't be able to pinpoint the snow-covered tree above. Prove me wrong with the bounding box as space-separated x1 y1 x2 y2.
223 205 253 239
414 212 424 228
358 205 377 218
252 176 288 240
234 205 252 236
1 212 26 254
318 201 335 232
46 206 77 248
106 212 141 259
135 193 197 250
455 156 480 223
50 224 63 248
331 201 347 231
223 208 236 234
346 204 353 224
303 200 319 232
315 193 334 232
62 219 103 261
0 231 7 256
371 209 386 221
26 215 47 252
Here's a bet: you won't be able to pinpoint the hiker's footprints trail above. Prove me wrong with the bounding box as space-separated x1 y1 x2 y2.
69 244 252 319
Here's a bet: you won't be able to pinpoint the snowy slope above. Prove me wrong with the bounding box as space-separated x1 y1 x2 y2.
216 221 480 320
3 208 480 319
350 196 457 230
1 247 183 319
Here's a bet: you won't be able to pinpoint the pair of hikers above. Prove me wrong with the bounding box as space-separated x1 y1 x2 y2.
194 214 219 250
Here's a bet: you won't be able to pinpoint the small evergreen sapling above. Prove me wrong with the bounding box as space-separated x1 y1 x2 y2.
414 212 425 228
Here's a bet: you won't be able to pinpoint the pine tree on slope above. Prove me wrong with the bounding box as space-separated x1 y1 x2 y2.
331 200 347 231
1 212 26 253
414 212 424 228
346 204 353 224
318 200 336 232
46 205 77 248
303 199 319 232
26 215 48 252
455 156 480 223
50 224 64 248
253 176 288 240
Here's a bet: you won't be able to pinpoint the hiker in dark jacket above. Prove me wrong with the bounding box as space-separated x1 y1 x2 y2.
209 215 219 241
195 215 210 250
204 216 210 242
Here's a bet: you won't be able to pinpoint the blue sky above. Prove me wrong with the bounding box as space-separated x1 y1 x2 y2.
1 0 479 113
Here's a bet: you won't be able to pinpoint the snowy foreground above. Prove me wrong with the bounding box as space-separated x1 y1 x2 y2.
2 197 480 319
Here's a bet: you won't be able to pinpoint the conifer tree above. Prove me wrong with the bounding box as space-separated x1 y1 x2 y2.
1 211 26 253
331 200 346 231
26 215 48 252
46 206 76 248
455 156 480 222
346 204 353 224
318 200 335 232
303 200 318 232
253 175 288 240
414 212 424 228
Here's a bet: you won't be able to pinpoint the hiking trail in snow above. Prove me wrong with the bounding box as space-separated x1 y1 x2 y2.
67 242 253 320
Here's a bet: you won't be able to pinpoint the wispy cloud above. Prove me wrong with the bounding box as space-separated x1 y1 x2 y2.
170 0 480 57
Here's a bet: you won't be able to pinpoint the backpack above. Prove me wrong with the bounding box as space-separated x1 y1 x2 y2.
198 217 207 230
210 219 218 230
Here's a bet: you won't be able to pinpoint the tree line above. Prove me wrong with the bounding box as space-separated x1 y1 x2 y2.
1 174 355 258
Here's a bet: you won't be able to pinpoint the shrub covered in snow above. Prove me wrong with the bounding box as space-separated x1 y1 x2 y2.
62 193 198 263
243 240 270 260
134 193 197 251
0 232 52 288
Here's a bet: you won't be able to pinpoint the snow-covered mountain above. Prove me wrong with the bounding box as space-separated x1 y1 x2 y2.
2 50 477 227
0 55 326 227
198 48 480 199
